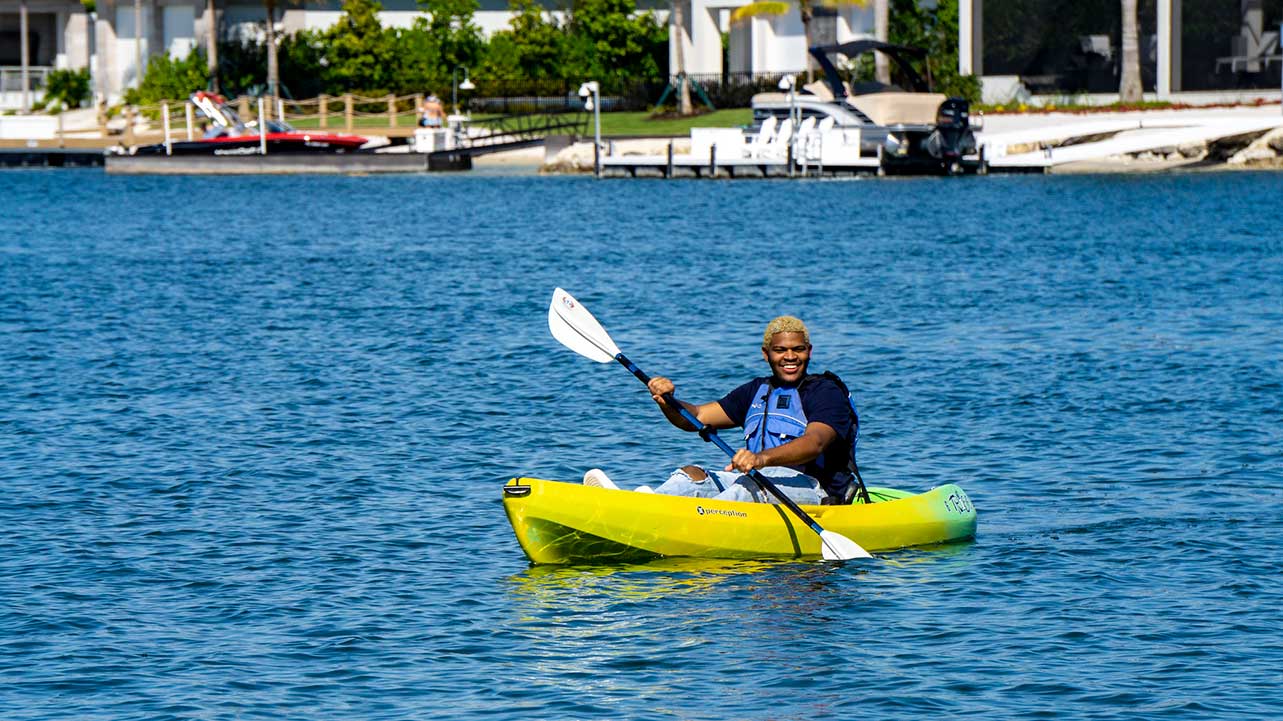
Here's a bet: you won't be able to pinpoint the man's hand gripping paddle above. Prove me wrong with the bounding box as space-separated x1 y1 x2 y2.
548 287 871 561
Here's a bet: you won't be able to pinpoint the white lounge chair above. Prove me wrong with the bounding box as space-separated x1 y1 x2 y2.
747 117 794 160
743 116 777 158
767 118 794 158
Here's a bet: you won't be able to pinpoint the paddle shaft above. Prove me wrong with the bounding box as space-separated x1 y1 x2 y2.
613 352 830 538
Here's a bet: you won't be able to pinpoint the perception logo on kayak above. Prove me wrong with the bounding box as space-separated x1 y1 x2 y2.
696 506 747 519
563 297 575 310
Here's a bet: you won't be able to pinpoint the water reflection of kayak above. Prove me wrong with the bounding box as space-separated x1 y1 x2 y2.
503 478 977 565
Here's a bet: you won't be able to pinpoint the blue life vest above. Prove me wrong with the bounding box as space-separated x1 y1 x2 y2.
744 382 809 456
742 374 860 495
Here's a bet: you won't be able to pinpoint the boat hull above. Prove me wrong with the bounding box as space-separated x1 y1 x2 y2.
132 133 369 156
503 478 977 564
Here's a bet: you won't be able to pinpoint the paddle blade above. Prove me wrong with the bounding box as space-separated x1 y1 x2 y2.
820 530 872 561
548 288 622 363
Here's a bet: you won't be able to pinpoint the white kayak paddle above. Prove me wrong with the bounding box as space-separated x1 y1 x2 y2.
547 288 871 562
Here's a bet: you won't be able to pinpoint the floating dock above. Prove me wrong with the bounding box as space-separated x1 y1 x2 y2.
105 150 474 175
600 149 881 178
0 148 105 168
598 127 912 178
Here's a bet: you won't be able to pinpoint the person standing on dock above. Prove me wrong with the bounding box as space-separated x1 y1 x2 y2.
582 316 860 505
419 94 446 127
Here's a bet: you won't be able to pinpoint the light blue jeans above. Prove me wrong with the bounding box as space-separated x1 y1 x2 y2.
652 466 824 505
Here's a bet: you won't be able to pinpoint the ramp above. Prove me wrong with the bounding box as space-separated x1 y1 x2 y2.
986 116 1283 170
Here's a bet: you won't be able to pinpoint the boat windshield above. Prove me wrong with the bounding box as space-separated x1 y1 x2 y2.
245 119 297 134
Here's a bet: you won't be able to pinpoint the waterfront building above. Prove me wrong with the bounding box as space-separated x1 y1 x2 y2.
682 0 884 76
0 0 876 110
4 0 608 108
2 0 1279 110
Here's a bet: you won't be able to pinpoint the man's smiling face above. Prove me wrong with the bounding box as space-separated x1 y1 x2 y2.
761 331 811 385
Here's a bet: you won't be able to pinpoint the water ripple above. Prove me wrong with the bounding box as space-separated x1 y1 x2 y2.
1 171 1281 719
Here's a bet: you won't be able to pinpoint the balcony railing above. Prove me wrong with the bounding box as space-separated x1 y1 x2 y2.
0 66 53 110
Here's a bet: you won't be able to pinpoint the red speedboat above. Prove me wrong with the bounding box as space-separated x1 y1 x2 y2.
133 91 369 155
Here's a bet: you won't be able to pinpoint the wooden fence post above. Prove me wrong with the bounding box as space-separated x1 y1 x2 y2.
344 94 354 133
412 93 423 128
239 96 251 120
125 106 135 146
387 94 396 128
319 94 329 128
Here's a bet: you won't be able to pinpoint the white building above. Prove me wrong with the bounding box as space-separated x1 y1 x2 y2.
2 0 582 108
5 0 1279 110
2 0 889 109
674 0 887 76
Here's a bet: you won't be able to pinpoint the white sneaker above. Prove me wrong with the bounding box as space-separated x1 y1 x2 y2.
582 468 619 490
635 485 654 494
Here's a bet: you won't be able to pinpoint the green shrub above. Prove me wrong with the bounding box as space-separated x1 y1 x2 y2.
124 49 209 106
890 0 981 103
43 68 92 109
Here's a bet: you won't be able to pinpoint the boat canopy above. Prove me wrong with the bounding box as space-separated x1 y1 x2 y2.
807 40 933 99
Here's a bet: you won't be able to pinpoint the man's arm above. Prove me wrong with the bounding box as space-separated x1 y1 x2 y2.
646 377 735 431
725 421 837 474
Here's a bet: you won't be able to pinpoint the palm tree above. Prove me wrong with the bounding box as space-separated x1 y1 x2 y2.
206 0 220 92
1119 0 1142 102
82 1 94 80
265 0 280 102
672 0 692 115
730 0 868 83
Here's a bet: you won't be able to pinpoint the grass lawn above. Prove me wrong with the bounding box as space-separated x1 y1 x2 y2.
284 108 755 136
288 113 421 130
598 109 754 136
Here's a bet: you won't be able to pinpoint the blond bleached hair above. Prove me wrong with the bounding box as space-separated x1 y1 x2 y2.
762 315 810 347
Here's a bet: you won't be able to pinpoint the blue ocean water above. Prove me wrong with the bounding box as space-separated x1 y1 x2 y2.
1 169 1281 720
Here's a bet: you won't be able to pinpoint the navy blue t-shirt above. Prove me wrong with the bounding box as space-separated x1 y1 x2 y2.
716 374 855 488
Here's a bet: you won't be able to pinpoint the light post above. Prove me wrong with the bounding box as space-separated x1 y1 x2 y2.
452 67 474 116
578 81 601 178
778 74 797 176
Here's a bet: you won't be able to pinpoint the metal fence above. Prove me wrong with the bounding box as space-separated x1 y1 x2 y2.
0 66 52 92
0 66 53 110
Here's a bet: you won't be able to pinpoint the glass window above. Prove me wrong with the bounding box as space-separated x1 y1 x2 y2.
983 0 1158 94
1180 0 1283 91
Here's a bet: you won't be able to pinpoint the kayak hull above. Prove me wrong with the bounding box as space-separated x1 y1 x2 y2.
503 478 977 564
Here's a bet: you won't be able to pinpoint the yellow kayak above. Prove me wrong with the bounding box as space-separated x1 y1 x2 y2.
503 478 977 564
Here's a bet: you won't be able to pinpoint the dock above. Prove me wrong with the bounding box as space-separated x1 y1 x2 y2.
600 148 882 178
0 148 104 168
104 149 474 175
598 126 889 178
573 105 1283 178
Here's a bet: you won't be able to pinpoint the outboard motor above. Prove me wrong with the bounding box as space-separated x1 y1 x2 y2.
923 98 978 171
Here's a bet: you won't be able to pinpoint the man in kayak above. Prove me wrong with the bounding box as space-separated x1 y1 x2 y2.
584 315 858 505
